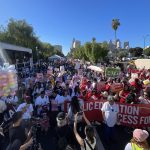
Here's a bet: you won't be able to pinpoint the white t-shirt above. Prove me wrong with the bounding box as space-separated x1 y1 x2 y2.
35 95 49 106
101 101 119 127
25 77 31 88
55 94 65 111
63 95 71 101
92 82 96 89
55 94 65 104
81 138 96 150
17 103 33 119
124 143 132 150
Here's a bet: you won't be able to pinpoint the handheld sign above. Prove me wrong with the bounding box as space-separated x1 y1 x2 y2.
78 69 83 76
111 83 123 93
131 73 138 79
105 67 120 78
36 73 43 80
60 66 65 72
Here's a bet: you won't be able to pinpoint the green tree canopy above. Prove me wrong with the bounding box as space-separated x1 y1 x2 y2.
0 18 64 61
129 47 143 57
116 50 128 59
70 38 109 63
144 47 150 56
112 19 120 42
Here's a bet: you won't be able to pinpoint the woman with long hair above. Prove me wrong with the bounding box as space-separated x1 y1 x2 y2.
125 129 150 150
67 96 82 125
74 112 96 150
119 84 130 103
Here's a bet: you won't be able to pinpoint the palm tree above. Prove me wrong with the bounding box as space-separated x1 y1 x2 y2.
112 19 120 43
92 37 96 43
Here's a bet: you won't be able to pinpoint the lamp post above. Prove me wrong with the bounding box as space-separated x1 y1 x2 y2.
143 34 149 49
36 46 39 63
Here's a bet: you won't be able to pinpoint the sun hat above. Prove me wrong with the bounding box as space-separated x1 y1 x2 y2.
133 129 149 142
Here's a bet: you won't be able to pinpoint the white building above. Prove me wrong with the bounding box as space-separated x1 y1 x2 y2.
124 41 130 49
72 38 81 49
109 39 130 51
116 39 122 49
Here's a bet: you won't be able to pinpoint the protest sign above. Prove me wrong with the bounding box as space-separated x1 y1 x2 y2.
78 69 83 76
47 70 53 75
48 66 53 70
111 83 123 93
64 100 150 127
60 66 65 72
131 73 138 79
97 81 106 92
75 62 80 70
36 73 43 80
105 67 120 78
47 66 53 77
54 68 60 72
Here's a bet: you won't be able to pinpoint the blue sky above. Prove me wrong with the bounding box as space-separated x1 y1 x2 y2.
0 0 150 55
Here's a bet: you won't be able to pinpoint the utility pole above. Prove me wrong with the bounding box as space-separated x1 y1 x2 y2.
143 34 149 49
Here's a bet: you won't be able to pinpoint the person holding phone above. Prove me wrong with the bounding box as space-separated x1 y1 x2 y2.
74 112 96 150
6 111 33 150
67 96 83 125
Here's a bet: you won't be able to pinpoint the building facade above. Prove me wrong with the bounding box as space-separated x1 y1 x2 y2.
124 41 130 49
72 38 81 49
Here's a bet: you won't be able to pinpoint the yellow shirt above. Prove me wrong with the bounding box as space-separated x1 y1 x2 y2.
132 143 143 150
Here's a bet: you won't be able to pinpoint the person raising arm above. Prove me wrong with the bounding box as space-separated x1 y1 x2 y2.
74 112 96 150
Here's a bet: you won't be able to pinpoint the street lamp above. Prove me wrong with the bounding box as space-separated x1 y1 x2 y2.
143 34 149 49
36 46 39 62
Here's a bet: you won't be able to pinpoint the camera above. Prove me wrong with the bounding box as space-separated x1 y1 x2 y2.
29 117 41 150
78 111 83 116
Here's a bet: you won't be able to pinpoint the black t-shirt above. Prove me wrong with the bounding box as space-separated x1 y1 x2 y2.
56 125 74 145
9 126 26 146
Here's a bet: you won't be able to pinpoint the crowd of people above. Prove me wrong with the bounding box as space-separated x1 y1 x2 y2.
0 59 150 150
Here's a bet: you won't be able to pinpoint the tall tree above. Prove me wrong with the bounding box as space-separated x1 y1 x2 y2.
143 47 150 56
129 47 143 57
92 37 96 43
116 50 128 59
112 19 120 43
84 42 93 62
0 18 64 61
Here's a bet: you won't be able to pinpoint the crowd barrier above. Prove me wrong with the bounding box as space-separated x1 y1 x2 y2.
64 100 150 127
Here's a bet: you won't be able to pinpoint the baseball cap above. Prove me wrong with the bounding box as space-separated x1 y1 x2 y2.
57 112 66 120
